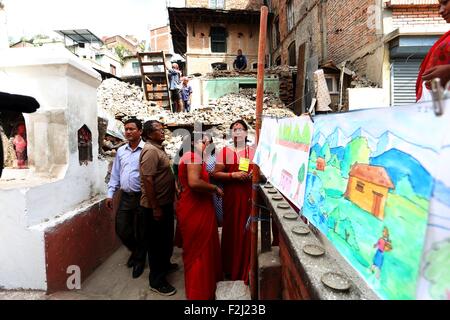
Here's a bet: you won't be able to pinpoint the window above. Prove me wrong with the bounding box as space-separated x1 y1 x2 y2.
273 17 280 49
287 0 294 32
325 74 339 94
110 64 116 75
209 0 224 9
211 62 227 71
356 181 365 193
288 41 296 67
132 62 140 74
210 27 227 53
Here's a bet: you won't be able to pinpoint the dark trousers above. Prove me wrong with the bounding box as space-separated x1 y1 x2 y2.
116 192 145 263
139 204 175 287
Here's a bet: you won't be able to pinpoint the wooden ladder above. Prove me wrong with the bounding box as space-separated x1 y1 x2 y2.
137 52 171 110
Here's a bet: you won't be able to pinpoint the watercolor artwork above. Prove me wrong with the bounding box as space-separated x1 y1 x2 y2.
416 110 450 300
303 102 449 299
254 116 313 209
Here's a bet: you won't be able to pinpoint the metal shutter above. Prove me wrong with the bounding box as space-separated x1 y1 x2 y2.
392 59 422 106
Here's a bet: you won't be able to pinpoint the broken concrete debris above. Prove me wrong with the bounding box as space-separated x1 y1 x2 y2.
97 78 295 159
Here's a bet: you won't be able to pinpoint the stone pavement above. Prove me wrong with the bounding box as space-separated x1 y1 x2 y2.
0 245 186 300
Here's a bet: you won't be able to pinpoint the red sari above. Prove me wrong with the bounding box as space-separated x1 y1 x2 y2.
176 152 222 300
416 30 450 101
217 145 255 283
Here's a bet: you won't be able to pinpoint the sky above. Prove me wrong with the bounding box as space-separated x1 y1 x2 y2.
3 0 182 43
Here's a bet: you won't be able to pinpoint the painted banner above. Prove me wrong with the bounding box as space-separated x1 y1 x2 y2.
303 101 449 300
254 116 314 209
416 113 450 300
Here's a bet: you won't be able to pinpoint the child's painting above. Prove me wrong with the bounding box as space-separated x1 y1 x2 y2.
255 116 313 209
416 113 450 300
303 103 449 299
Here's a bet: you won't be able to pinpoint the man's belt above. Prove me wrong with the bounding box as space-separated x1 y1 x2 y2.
121 190 141 197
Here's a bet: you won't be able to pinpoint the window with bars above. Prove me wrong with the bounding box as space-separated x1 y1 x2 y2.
210 27 227 53
209 0 225 9
287 0 294 32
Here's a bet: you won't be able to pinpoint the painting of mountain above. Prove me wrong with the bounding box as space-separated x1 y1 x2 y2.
303 104 450 300
370 148 433 199
351 128 378 151
326 127 348 148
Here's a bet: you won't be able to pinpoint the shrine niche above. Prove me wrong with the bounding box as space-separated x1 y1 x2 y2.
0 112 28 170
78 125 93 165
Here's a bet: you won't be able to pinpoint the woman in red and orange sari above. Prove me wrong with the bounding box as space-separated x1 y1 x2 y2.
416 0 450 102
212 120 255 283
176 132 223 300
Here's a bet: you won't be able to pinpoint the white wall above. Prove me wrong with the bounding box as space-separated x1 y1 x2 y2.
348 88 390 110
0 46 105 290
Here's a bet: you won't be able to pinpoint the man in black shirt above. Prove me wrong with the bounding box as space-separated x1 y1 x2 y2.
233 49 247 71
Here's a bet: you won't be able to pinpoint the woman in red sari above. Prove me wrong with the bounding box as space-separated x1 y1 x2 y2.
176 132 223 300
416 0 450 102
212 120 255 283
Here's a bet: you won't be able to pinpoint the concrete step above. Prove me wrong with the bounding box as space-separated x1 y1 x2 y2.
215 281 251 300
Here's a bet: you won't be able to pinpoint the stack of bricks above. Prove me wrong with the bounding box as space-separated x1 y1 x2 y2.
278 71 294 108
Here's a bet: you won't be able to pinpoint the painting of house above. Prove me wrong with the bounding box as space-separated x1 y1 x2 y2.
280 169 293 191
344 163 395 220
316 157 325 171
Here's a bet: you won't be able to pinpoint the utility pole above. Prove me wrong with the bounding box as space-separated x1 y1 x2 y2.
250 5 268 300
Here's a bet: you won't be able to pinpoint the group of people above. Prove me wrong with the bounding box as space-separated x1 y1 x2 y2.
106 118 255 300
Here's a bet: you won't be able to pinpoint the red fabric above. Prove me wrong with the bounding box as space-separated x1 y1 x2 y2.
176 152 222 300
416 30 450 101
217 146 255 283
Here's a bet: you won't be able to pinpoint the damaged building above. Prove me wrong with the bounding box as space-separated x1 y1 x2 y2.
267 0 447 111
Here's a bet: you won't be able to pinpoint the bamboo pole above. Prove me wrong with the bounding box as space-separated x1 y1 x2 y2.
250 5 268 300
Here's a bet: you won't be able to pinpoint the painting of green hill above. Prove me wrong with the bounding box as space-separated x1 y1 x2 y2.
324 193 428 299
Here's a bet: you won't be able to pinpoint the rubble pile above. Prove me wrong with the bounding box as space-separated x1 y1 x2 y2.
350 75 379 88
97 78 163 119
97 79 295 159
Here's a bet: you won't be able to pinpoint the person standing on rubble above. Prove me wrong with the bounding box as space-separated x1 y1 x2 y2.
176 131 223 299
167 63 184 113
233 49 247 72
212 119 255 283
139 120 178 296
180 77 193 113
106 118 146 279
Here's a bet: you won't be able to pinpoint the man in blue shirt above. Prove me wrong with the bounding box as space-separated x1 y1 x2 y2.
233 49 247 71
106 118 146 279
167 63 184 112
180 77 192 112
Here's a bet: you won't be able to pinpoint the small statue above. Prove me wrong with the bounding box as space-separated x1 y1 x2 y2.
12 123 27 169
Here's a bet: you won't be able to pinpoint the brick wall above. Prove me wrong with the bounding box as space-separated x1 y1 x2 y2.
391 5 446 27
270 0 321 65
279 233 311 300
327 0 378 65
185 0 263 10
149 26 172 52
